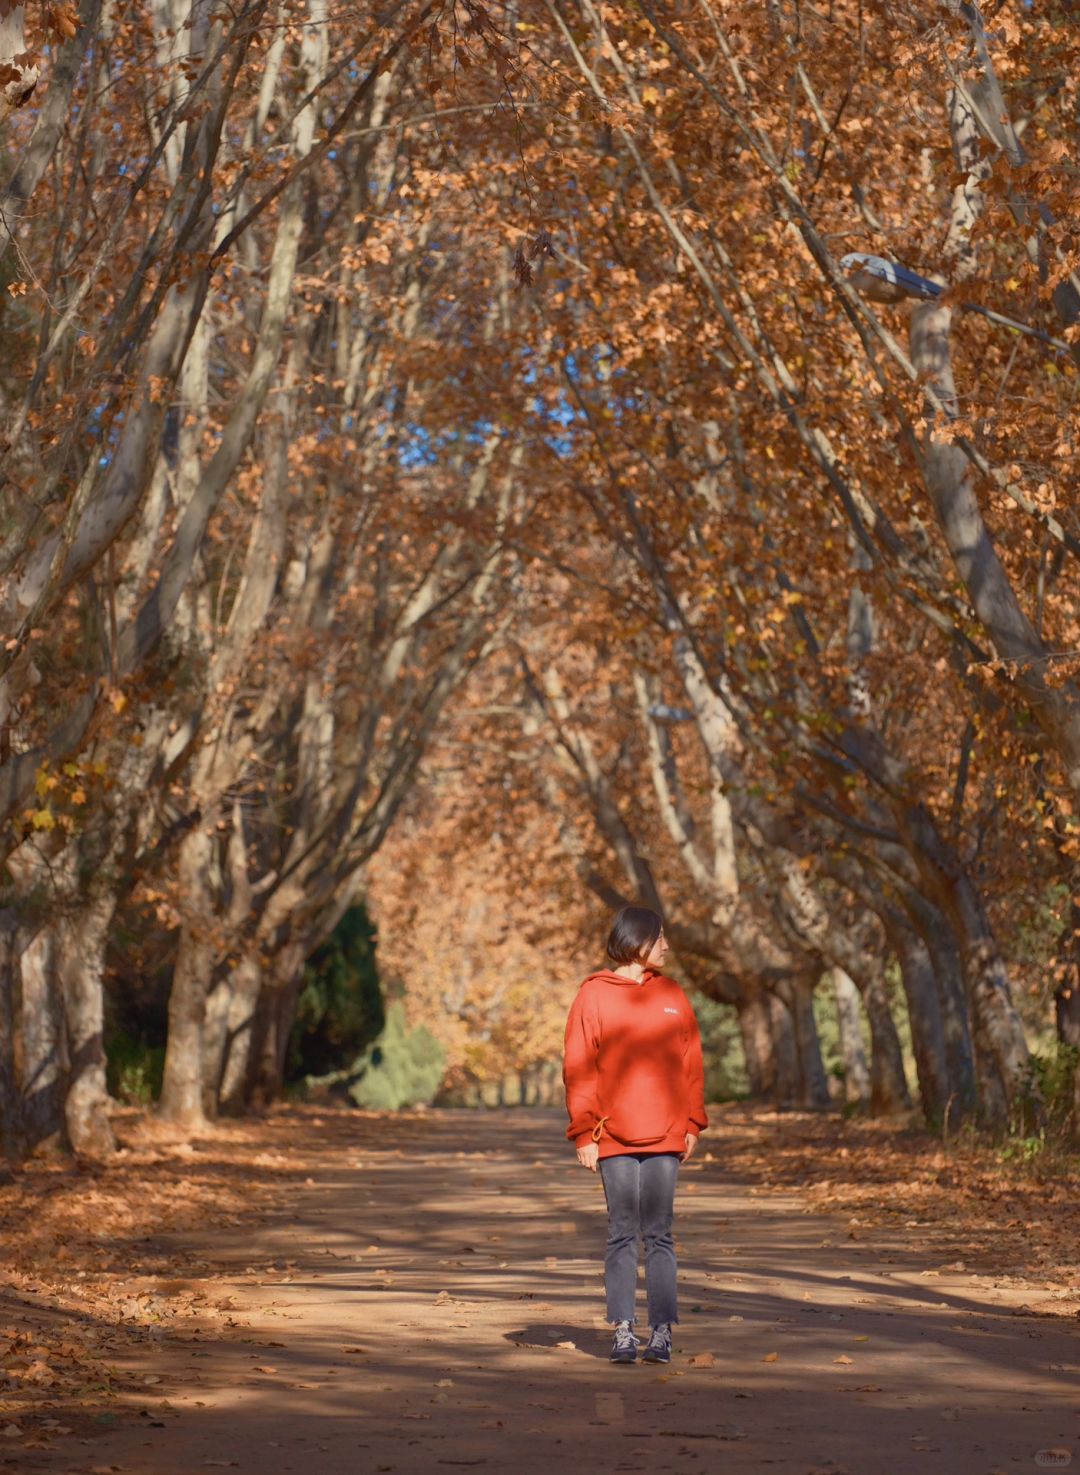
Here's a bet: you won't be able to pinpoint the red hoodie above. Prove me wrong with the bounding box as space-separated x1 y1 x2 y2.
563 969 708 1159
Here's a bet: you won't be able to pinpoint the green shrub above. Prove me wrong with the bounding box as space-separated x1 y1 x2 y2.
106 1033 165 1105
287 903 384 1082
1008 1040 1078 1149
687 992 749 1101
345 1001 445 1110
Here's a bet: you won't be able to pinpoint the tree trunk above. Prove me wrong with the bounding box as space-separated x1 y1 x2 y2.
0 3 40 126
736 988 775 1098
889 789 1029 1125
860 968 912 1115
831 967 870 1106
0 911 22 1160
910 898 978 1124
951 878 1030 1128
19 924 66 1149
159 827 216 1126
886 914 951 1126
241 940 308 1106
1054 899 1080 1140
248 984 292 1106
767 988 800 1104
903 877 1003 1128
1056 993 1080 1143
775 977 829 1107
1056 982 1080 1143
57 891 117 1157
962 955 1012 1130
837 728 1023 1122
201 971 232 1119
214 956 263 1114
205 805 260 1115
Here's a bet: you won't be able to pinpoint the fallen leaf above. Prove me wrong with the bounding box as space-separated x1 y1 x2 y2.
688 1352 716 1367
834 1354 854 1365
762 1351 779 1363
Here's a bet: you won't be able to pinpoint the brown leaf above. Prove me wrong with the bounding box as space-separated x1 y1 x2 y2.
688 1351 716 1367
762 1351 779 1362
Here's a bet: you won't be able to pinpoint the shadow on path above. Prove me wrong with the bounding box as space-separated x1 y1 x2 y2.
5 1106 1078 1475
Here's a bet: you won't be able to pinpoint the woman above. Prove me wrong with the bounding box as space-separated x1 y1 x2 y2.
563 905 707 1365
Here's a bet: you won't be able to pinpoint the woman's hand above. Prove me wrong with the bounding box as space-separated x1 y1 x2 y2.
681 1132 699 1163
576 1142 600 1173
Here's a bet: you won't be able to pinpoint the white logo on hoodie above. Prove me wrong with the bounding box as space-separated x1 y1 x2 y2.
663 1007 680 1015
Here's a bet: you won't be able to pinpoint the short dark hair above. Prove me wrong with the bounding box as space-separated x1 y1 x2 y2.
606 905 664 966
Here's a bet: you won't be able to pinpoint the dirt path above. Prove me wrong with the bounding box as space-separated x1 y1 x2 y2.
9 1107 1079 1475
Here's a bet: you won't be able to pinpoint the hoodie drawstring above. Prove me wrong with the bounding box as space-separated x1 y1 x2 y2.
591 1116 609 1143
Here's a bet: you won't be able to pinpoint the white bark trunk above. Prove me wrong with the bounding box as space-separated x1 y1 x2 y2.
831 968 870 1105
0 911 20 1158
159 825 216 1125
787 976 830 1108
860 967 912 1115
0 0 92 256
58 891 117 1156
767 990 800 1104
216 957 264 1112
912 899 978 1119
19 924 65 1145
0 3 40 125
886 916 951 1125
736 989 775 1098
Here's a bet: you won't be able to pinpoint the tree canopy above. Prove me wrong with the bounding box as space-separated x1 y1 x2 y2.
1 0 1078 1155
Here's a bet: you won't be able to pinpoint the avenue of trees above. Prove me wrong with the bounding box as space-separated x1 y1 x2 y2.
1 0 1078 1157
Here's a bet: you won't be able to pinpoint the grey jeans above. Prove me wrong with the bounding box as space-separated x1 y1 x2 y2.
598 1151 680 1328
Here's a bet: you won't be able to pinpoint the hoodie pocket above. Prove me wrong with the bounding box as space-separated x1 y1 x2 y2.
600 1112 676 1147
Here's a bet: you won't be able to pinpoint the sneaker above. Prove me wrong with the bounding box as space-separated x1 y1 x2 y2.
642 1323 672 1363
609 1320 639 1364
